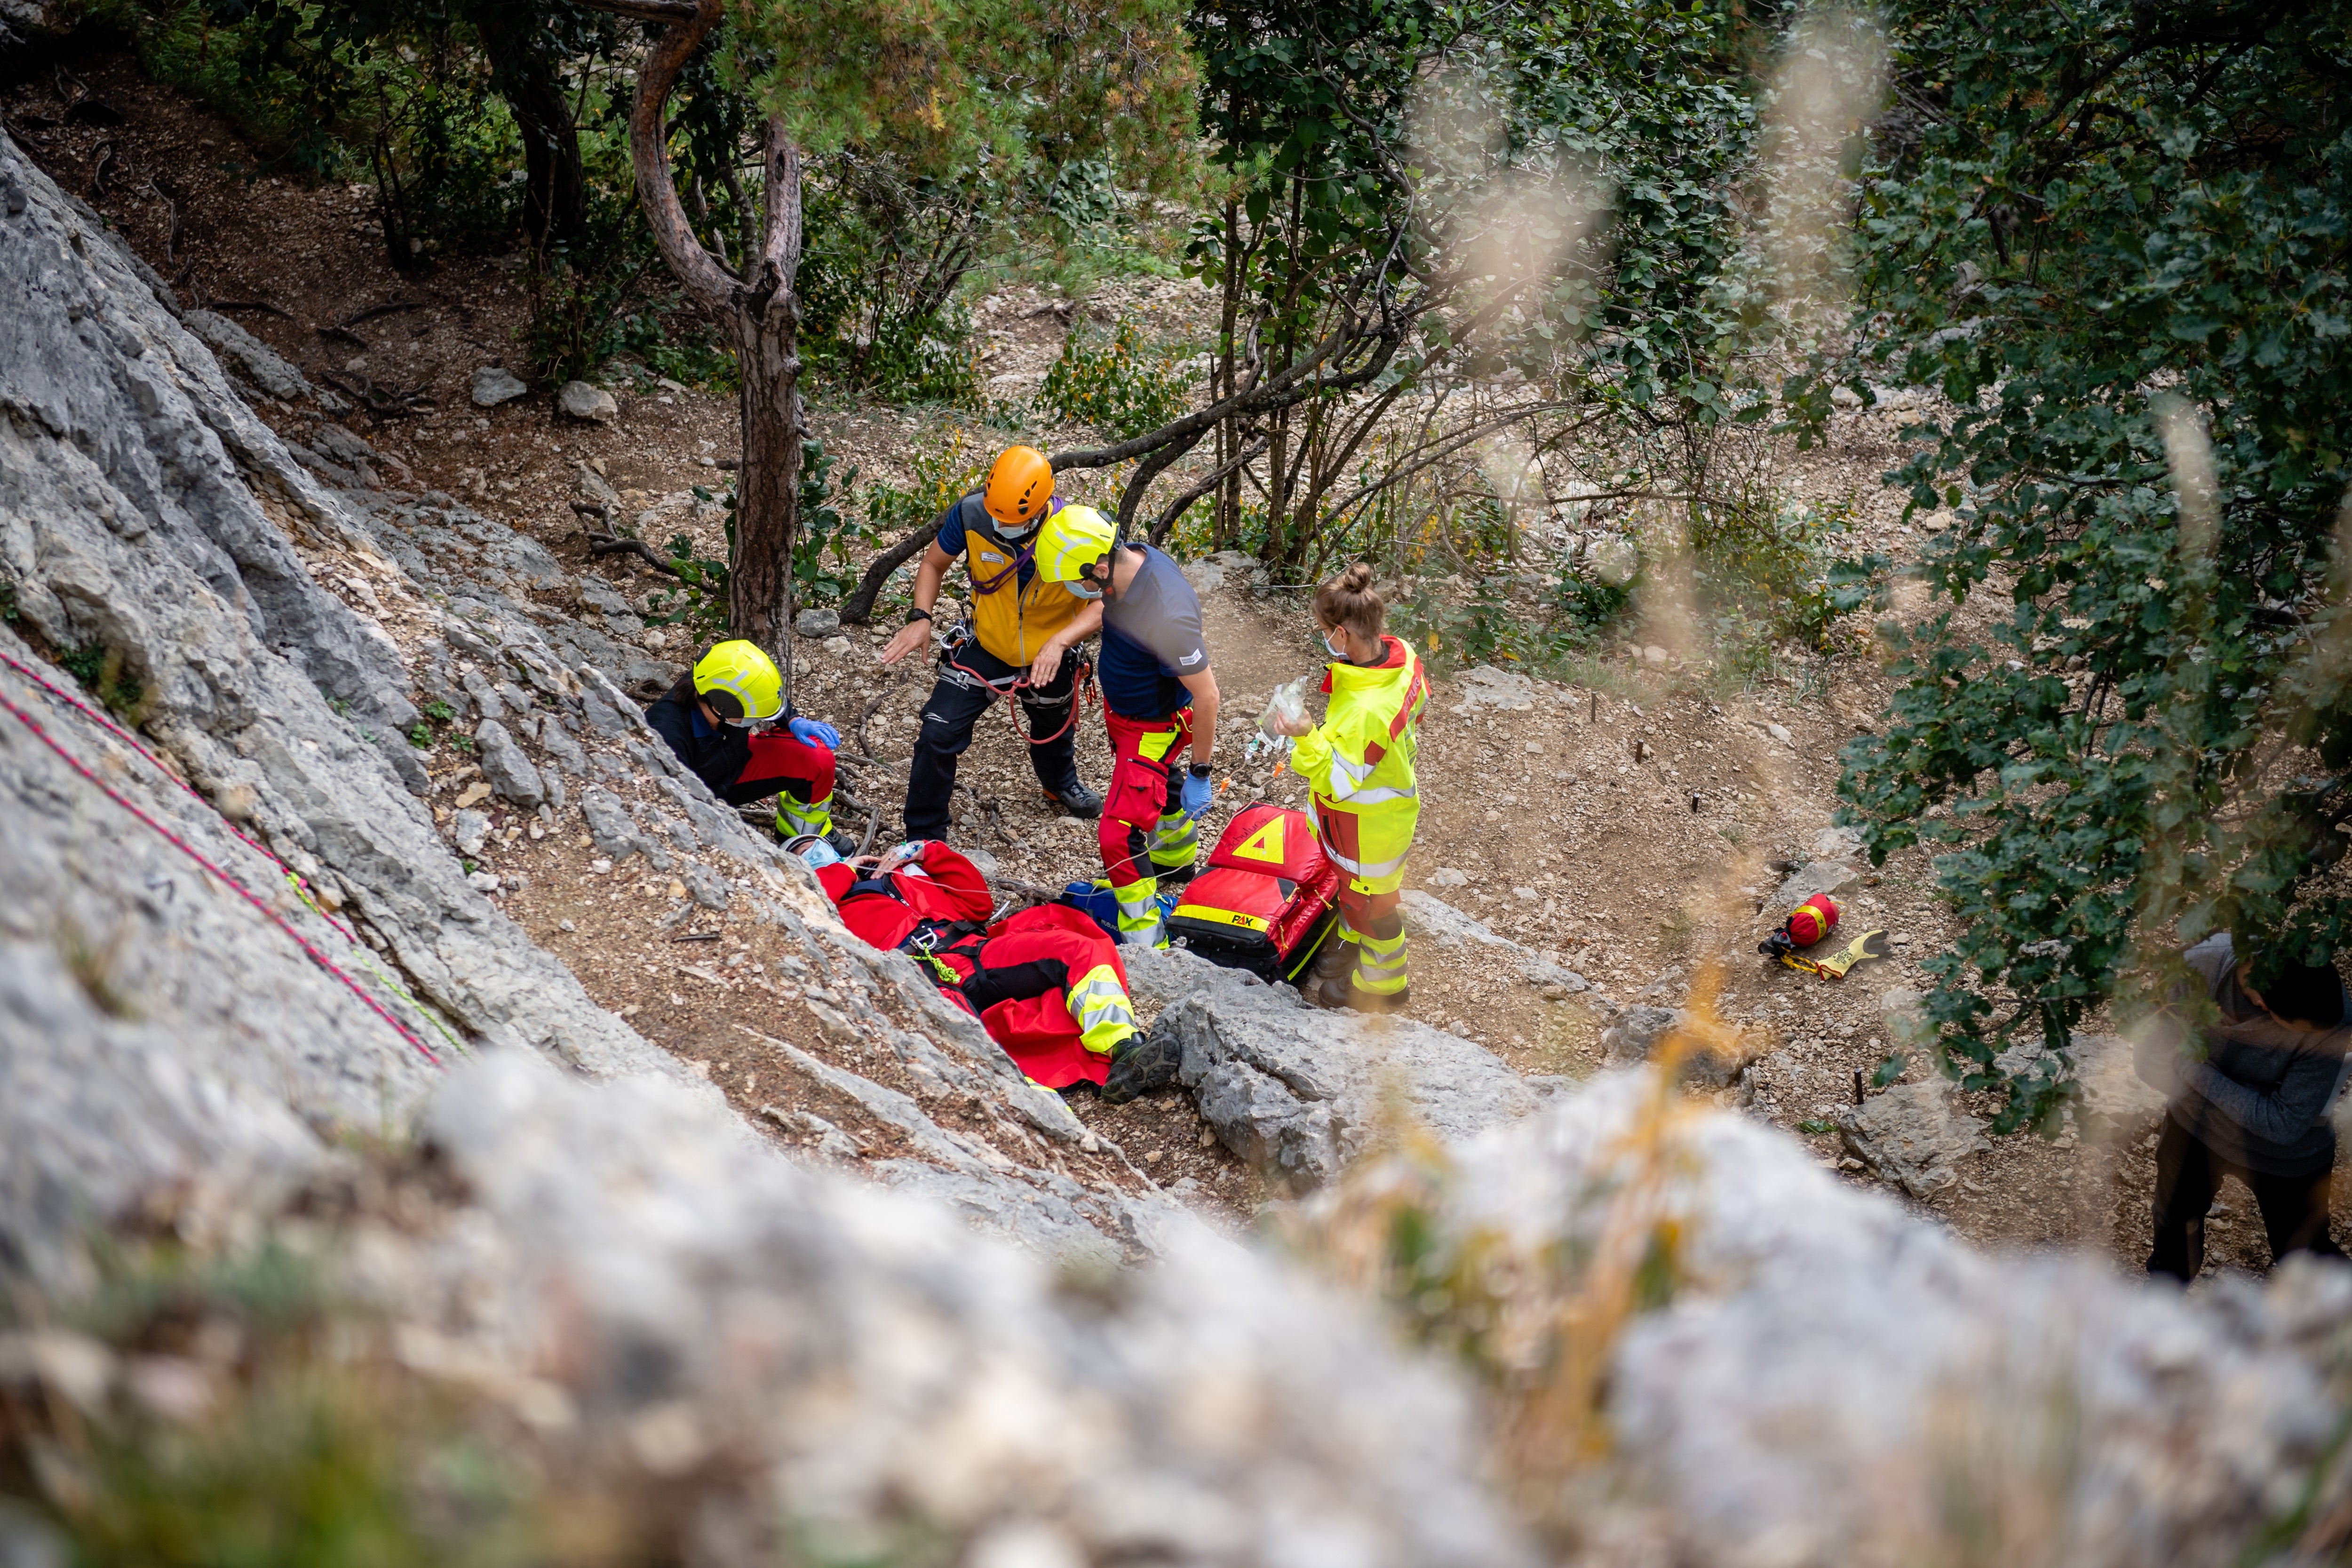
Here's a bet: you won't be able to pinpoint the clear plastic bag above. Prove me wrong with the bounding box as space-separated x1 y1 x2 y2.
1245 676 1315 763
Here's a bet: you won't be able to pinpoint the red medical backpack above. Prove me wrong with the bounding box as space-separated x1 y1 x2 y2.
1168 804 1340 985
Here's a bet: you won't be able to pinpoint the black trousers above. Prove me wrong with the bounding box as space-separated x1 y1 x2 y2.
2146 1115 2343 1280
903 640 1080 838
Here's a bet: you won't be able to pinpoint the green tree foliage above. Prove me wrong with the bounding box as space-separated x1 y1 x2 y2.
1820 1 2352 1129
1176 0 1775 576
183 0 626 259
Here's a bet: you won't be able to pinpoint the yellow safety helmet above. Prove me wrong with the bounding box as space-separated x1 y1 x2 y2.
1033 504 1117 587
692 639 784 724
983 445 1055 533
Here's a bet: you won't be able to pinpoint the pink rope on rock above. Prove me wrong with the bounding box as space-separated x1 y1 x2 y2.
0 679 439 1067
0 647 359 944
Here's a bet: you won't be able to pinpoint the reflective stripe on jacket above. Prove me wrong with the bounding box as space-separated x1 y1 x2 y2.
1292 637 1426 812
1292 637 1426 890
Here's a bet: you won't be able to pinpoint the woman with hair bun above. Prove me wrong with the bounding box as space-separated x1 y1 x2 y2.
1268 563 1428 1011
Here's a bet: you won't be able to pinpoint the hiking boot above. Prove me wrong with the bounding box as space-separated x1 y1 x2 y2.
1305 931 1358 986
1342 983 1411 1016
1043 779 1103 819
1304 971 1352 1010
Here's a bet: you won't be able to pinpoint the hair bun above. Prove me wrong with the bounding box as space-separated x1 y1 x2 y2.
1341 562 1375 591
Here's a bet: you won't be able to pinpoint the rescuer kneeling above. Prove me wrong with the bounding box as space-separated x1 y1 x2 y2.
645 639 853 853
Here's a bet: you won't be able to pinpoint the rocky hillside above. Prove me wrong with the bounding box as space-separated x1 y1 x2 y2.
8 124 2352 1567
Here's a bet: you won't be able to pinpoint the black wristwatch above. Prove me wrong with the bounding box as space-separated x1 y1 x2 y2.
906 606 933 624
1189 763 1213 780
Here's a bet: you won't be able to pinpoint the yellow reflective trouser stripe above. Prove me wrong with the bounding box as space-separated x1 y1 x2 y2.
1149 811 1197 868
1113 877 1161 933
1070 966 1136 1055
1325 845 1412 880
1137 726 1182 762
1353 928 1409 995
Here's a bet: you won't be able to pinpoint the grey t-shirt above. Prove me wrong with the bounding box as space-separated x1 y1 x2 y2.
1100 545 1209 718
2163 933 2352 1175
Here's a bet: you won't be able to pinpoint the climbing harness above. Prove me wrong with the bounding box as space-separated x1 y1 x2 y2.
0 651 444 1066
934 622 1099 749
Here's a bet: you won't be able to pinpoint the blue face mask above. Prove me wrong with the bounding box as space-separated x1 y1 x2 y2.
790 836 842 869
1070 577 1104 600
1322 630 1348 659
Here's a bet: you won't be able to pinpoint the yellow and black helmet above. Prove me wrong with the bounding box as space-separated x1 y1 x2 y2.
692 639 784 724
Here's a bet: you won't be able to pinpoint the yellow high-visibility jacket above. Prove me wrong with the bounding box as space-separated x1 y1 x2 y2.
1291 637 1428 892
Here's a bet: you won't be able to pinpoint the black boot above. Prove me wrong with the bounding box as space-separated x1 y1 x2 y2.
1043 779 1103 819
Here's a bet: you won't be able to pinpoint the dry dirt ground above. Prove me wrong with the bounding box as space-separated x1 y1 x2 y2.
11 52 2332 1279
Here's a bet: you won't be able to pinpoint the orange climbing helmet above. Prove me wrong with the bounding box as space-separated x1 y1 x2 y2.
983 445 1055 534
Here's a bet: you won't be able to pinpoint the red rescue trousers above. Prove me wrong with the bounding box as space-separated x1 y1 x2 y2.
731 731 837 830
1097 708 1199 941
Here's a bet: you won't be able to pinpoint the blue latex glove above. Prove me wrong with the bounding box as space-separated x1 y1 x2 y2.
787 716 840 750
1181 767 1213 819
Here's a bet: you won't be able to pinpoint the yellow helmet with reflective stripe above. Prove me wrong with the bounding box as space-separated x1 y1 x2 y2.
1034 504 1116 585
693 639 784 724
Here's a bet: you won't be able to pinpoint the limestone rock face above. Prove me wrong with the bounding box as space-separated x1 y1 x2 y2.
1287 1070 2352 1568
1398 890 1588 989
1838 1076 1989 1196
380 1054 1540 1568
0 131 685 1095
183 310 316 402
1133 946 1534 1190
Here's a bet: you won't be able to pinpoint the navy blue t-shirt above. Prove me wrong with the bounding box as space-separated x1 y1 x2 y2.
1101 546 1209 718
936 492 1053 590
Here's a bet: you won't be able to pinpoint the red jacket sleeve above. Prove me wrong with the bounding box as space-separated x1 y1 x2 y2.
916 842 996 923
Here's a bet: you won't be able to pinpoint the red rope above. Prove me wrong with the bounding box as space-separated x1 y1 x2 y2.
0 681 440 1067
0 648 358 945
942 647 1097 748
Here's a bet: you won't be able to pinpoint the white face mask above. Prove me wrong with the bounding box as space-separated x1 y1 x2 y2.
1322 630 1348 659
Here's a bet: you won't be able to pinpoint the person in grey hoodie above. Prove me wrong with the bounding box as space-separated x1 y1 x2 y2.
2139 932 2352 1280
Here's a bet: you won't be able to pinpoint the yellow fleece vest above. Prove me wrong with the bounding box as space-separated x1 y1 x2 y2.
961 535 1087 667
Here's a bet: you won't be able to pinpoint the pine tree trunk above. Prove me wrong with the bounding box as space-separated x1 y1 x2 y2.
472 5 586 248
606 0 803 691
727 130 803 670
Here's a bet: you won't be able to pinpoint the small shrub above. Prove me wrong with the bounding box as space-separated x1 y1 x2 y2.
58 643 143 717
1039 317 1193 439
1694 492 1865 653
797 165 984 405
643 522 733 640
406 723 434 748
60 643 105 688
793 439 880 606
523 191 668 387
